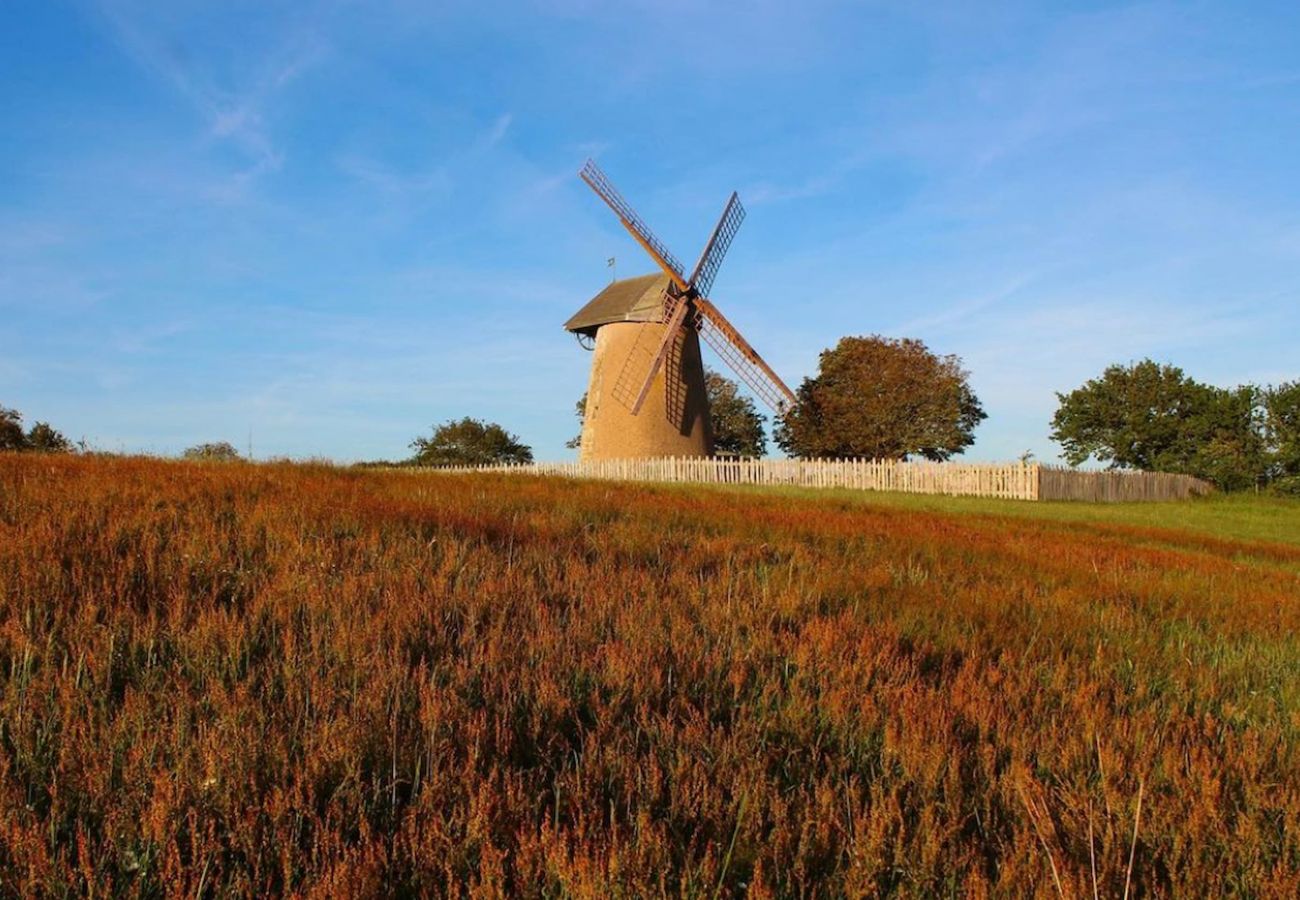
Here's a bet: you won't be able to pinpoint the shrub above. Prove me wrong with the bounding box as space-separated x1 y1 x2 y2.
182 441 242 462
410 418 532 466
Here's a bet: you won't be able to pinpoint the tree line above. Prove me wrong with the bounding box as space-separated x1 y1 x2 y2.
9 335 1296 495
1 407 250 462
411 336 1296 496
1051 360 1299 494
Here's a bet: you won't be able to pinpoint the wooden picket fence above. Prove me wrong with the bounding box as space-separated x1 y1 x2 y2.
422 457 1213 503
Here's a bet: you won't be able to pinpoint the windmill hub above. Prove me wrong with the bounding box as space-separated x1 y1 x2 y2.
565 160 796 462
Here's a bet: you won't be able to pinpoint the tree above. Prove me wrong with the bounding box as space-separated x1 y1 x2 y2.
2 406 74 454
776 336 985 461
1264 382 1300 495
705 369 766 457
1183 386 1270 491
565 393 587 450
1265 381 1300 478
1050 361 1271 490
566 370 768 457
25 422 73 454
410 418 533 467
183 441 242 462
1051 361 1214 471
1 406 25 451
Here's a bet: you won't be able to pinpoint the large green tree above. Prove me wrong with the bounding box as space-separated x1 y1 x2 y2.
776 336 985 461
1050 360 1270 490
567 370 767 457
1051 361 1215 470
411 418 533 467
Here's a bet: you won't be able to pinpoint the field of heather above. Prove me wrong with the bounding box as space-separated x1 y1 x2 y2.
1 456 1298 897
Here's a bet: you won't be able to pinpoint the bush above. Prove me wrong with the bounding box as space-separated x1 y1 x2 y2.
1 405 74 453
410 418 533 467
1270 475 1300 497
183 442 242 462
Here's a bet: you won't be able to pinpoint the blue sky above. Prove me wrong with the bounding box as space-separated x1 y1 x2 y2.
3 1 1298 462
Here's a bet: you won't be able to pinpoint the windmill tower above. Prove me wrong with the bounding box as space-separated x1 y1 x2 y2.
566 160 796 461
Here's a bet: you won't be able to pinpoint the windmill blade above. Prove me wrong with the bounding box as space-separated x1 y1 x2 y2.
687 192 745 299
580 159 689 291
627 294 691 415
609 321 664 412
661 324 690 428
608 290 687 412
693 297 797 414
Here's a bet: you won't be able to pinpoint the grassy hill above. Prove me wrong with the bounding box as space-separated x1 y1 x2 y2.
1 456 1297 895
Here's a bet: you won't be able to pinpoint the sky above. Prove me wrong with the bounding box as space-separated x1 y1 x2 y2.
3 1 1299 463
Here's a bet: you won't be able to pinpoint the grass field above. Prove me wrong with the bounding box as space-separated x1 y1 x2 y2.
710 483 1300 549
2 456 1298 896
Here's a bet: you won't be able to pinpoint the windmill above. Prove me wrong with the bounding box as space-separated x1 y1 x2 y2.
565 160 796 461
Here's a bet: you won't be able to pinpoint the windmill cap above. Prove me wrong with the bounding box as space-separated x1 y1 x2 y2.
563 273 672 336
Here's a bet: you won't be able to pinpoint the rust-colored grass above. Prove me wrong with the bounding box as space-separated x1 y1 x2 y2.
1 455 1298 896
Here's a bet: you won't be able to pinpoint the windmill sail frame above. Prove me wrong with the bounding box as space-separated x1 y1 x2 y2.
577 159 796 418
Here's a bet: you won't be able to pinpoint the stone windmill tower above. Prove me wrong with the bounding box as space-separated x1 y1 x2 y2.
565 160 796 461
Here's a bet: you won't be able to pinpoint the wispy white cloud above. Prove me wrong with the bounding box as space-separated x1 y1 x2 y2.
742 144 881 206
743 174 840 206
336 154 452 195
484 112 513 148
337 111 519 206
889 272 1041 337
107 319 194 355
90 0 328 188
